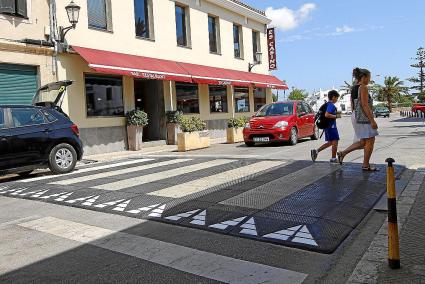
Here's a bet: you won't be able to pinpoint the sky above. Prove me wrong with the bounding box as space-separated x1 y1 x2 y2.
242 0 425 94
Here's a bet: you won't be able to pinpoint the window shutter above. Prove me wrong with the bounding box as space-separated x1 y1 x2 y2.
87 0 107 29
16 0 27 18
105 0 113 31
0 0 16 14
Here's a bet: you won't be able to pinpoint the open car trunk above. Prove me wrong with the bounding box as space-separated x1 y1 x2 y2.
32 80 73 114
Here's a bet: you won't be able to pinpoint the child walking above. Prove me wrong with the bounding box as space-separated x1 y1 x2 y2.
311 90 340 163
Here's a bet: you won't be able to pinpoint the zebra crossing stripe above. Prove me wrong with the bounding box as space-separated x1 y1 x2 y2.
51 159 192 185
112 200 131 212
19 158 154 183
209 216 247 230
93 159 236 191
239 217 258 236
126 204 161 214
190 210 207 225
165 209 200 221
148 161 285 198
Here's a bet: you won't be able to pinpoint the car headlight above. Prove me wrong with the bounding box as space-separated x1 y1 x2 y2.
272 121 288 129
244 122 250 129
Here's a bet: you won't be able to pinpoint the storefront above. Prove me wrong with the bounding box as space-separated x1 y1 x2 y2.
57 46 287 154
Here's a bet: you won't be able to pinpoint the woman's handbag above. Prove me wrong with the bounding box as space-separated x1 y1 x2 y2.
355 87 371 124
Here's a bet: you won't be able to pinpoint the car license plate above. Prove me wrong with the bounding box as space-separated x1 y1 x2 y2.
253 137 270 142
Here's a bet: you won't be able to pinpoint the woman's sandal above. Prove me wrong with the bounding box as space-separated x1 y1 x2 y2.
337 152 344 165
362 166 379 172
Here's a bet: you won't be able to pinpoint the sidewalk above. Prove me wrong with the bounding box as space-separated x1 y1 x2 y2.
348 168 425 283
82 145 177 162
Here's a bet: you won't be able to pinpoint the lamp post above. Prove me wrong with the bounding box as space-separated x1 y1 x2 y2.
59 1 81 43
248 52 263 72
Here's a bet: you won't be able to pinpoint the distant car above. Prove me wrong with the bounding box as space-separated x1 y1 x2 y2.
373 106 390 118
243 101 319 146
0 81 83 176
412 103 425 113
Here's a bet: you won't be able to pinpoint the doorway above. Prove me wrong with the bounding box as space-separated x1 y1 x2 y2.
134 79 166 142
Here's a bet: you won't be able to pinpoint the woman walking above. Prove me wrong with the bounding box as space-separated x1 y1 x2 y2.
337 68 379 171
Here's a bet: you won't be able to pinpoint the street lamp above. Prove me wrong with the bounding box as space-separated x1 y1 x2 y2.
248 52 263 72
59 1 81 43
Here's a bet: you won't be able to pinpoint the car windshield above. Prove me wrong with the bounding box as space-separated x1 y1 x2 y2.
255 103 293 117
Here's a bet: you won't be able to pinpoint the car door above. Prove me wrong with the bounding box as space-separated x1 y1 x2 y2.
0 108 13 171
296 102 307 137
302 102 316 135
9 107 49 166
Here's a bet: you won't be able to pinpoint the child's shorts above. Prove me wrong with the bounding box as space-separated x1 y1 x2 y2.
324 128 340 142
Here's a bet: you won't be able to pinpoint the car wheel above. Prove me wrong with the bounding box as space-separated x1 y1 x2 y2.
310 125 320 140
48 143 77 174
289 127 298 145
245 141 255 147
18 170 33 177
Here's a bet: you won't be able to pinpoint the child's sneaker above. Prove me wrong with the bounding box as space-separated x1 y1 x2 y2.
330 158 339 164
311 149 318 162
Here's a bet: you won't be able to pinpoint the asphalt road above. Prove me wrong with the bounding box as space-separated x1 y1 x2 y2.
0 114 423 284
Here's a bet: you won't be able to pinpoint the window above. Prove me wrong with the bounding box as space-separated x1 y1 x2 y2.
41 110 57 123
302 102 313 114
0 108 4 128
208 15 220 53
209 85 227 113
233 24 243 58
254 88 266 111
234 87 249 112
175 4 190 47
252 30 261 63
176 83 199 113
296 102 304 115
256 103 293 117
0 0 27 18
88 0 112 31
11 108 45 127
134 0 153 39
85 75 124 117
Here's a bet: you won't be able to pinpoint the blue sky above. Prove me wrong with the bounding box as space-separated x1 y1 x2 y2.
243 0 425 94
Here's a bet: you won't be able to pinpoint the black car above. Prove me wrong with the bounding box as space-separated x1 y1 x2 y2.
0 81 83 176
373 106 390 118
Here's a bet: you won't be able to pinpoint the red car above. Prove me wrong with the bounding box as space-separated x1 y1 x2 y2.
243 101 319 146
412 103 425 113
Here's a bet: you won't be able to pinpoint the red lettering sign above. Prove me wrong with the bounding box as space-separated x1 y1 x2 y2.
267 28 277 70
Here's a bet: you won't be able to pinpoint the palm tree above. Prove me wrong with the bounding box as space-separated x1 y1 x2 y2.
373 76 409 112
340 80 354 95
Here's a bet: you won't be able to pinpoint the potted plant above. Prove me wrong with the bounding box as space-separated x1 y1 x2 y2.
166 110 183 145
126 109 148 151
177 116 210 152
227 117 248 143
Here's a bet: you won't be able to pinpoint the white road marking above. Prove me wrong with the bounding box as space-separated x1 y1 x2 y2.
148 161 285 198
263 225 318 246
165 209 200 221
126 203 161 215
239 217 258 236
93 159 236 191
19 217 307 284
209 216 247 230
190 210 207 226
51 159 192 185
19 158 154 183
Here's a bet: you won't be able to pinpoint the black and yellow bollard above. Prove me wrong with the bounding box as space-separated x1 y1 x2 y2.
386 158 400 269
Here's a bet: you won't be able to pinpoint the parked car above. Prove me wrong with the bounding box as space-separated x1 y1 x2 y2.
243 101 319 146
373 106 390 118
412 103 425 113
0 80 83 176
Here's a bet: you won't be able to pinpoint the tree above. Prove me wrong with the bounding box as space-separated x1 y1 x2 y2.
340 80 354 95
418 92 425 103
288 87 308 101
373 76 409 112
407 47 425 93
272 93 278 102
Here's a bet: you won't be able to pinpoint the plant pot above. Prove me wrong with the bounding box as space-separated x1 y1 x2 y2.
127 125 143 151
177 131 210 152
226 127 244 143
166 123 179 145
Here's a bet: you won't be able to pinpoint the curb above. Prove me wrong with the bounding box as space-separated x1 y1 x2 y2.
347 170 425 283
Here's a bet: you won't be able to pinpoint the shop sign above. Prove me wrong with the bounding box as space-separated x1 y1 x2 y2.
218 80 231 85
130 71 166 80
267 28 277 70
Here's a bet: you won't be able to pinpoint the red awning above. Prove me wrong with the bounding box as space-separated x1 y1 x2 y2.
72 46 288 89
72 46 192 82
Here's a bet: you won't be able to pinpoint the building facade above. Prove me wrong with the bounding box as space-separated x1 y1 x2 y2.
0 0 287 154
